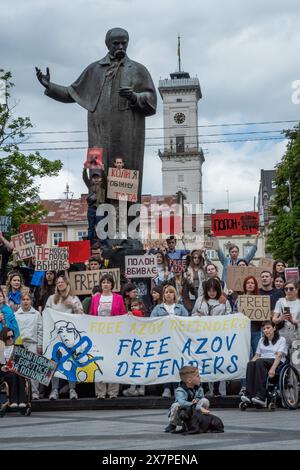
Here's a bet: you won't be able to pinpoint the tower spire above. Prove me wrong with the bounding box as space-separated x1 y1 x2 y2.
177 34 181 72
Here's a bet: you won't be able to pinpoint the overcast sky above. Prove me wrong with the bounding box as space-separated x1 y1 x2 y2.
1 0 300 213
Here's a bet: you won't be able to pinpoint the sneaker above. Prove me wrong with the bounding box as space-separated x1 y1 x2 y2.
69 389 78 400
241 395 252 404
19 403 26 408
108 395 118 399
162 388 172 398
213 391 222 397
122 387 138 397
164 423 176 433
252 396 267 407
137 386 145 396
96 395 106 399
239 386 246 396
10 403 18 408
49 389 59 400
32 392 39 401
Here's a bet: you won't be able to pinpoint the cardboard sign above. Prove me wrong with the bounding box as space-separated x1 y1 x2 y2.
259 257 274 272
86 147 103 168
204 237 218 250
227 265 264 291
11 346 57 386
285 267 300 283
20 224 48 245
35 246 69 271
58 240 90 264
107 167 139 202
125 255 158 278
238 295 271 321
168 259 187 273
69 268 120 295
11 230 36 261
212 211 259 236
0 216 12 233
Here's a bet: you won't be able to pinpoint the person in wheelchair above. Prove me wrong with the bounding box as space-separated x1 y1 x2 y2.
0 327 27 408
241 320 288 408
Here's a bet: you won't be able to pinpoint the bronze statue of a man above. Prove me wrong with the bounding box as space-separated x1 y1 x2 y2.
36 27 157 202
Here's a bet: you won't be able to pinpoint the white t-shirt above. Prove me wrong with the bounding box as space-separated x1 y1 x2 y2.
163 303 176 315
98 294 113 317
256 336 288 362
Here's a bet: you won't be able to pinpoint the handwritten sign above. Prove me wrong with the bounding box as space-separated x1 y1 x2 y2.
12 346 57 386
285 267 299 283
227 265 264 291
238 295 271 321
125 255 157 278
168 259 187 273
259 257 274 272
204 237 218 250
107 167 139 202
11 230 36 261
212 211 259 236
20 224 48 245
69 268 121 295
0 216 12 233
35 246 69 271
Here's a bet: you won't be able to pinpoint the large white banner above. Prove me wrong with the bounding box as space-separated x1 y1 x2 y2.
43 310 250 384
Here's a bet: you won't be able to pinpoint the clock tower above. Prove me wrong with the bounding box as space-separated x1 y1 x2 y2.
158 40 204 206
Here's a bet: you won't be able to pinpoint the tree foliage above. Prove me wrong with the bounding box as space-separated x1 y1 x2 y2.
266 124 300 265
0 69 62 234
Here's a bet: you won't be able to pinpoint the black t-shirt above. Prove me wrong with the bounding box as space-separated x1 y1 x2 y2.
259 288 283 310
0 243 12 285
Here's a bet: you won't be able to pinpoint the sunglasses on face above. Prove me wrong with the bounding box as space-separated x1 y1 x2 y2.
7 335 14 339
285 287 295 292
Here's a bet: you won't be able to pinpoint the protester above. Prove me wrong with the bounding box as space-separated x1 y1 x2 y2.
0 327 27 408
152 251 174 287
259 271 283 310
45 275 84 400
205 263 224 289
185 249 206 300
272 259 287 282
273 280 300 347
273 275 285 295
0 288 19 338
192 278 232 317
122 283 142 313
5 271 26 313
149 286 163 315
151 285 188 398
36 270 57 312
241 321 288 407
0 231 13 285
15 292 43 400
236 259 249 267
165 236 190 261
82 285 101 314
90 274 126 399
165 365 210 433
82 164 107 241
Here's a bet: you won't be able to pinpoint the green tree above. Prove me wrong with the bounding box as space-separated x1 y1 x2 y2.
0 69 62 234
266 124 300 265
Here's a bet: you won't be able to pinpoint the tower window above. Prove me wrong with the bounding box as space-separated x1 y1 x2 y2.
176 98 182 102
176 136 185 152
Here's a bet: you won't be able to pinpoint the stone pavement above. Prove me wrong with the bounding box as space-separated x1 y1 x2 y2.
1 408 300 450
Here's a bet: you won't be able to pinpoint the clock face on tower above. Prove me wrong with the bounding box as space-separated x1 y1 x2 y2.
174 112 186 124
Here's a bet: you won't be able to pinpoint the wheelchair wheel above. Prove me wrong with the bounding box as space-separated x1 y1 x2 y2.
239 402 248 411
268 402 276 411
280 365 299 410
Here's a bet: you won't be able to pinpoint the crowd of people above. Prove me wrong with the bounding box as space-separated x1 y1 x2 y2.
1 228 300 408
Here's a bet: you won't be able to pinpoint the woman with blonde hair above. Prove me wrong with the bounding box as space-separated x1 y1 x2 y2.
45 275 83 400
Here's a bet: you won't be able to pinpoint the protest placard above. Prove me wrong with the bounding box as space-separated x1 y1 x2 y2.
35 246 69 271
12 346 57 386
58 240 90 264
168 259 187 273
69 268 120 295
237 295 271 321
107 167 139 202
43 310 250 384
11 230 36 261
211 211 259 236
20 223 48 245
227 265 264 291
125 255 157 278
0 216 12 233
86 147 103 168
285 267 300 283
204 237 218 250
258 257 274 272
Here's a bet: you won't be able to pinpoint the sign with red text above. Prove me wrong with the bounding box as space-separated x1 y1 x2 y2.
58 240 90 264
125 255 157 278
20 223 48 245
212 212 259 236
35 246 69 271
285 267 299 283
238 295 271 321
11 230 36 261
107 167 139 202
86 147 103 169
168 259 187 273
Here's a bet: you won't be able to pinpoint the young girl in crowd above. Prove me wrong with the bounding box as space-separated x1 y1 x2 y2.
15 292 43 400
272 259 287 282
5 272 25 312
153 251 174 286
36 270 57 312
0 288 19 338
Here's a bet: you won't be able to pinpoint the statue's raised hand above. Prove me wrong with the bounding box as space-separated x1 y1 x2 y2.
35 67 50 89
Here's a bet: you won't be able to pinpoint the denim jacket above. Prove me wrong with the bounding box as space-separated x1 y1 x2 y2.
175 381 204 408
150 303 189 317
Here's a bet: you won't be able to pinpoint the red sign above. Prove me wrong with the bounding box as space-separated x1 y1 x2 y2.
285 267 299 283
155 214 182 236
86 148 103 169
20 224 48 245
58 240 90 264
211 212 259 236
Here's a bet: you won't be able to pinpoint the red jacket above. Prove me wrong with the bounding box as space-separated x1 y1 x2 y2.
90 293 127 316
